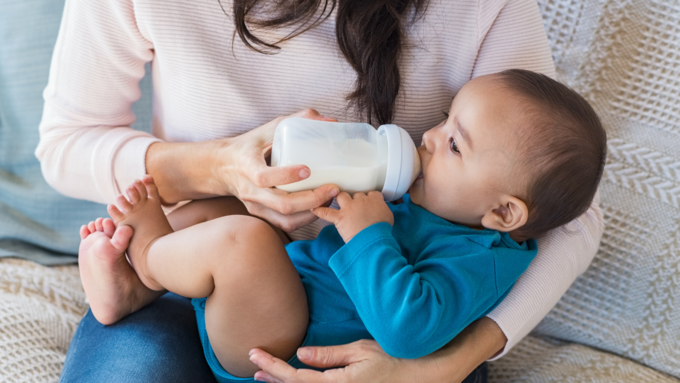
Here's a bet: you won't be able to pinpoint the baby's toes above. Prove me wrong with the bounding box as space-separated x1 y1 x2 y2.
95 217 105 232
87 221 96 233
110 225 133 252
116 194 133 213
133 179 148 201
80 225 91 240
102 218 117 237
107 204 125 222
142 177 161 201
126 184 141 204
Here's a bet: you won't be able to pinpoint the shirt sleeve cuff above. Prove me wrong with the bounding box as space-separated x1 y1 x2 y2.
484 315 514 361
113 134 162 198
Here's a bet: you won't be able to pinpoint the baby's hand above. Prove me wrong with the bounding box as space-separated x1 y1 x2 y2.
312 191 394 242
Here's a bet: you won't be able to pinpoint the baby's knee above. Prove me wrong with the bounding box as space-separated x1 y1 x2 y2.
210 215 283 266
228 216 278 246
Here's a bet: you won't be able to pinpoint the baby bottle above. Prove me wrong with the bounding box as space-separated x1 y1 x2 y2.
270 117 421 201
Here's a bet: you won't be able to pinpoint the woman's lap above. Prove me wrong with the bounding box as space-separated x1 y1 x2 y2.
61 292 488 383
60 292 217 383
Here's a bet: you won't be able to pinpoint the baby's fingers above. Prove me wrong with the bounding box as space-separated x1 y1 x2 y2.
311 206 340 223
335 192 352 207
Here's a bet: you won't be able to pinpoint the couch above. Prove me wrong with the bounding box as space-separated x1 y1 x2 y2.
0 0 678 381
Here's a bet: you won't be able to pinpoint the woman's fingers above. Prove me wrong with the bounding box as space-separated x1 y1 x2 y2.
250 349 332 383
253 371 284 383
295 341 375 369
310 206 340 223
244 201 319 233
250 340 396 383
250 164 311 189
245 185 339 216
289 108 336 122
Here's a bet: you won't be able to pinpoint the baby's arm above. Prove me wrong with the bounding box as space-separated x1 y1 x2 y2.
331 226 502 359
312 192 509 359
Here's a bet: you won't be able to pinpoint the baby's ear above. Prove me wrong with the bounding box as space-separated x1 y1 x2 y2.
481 196 528 233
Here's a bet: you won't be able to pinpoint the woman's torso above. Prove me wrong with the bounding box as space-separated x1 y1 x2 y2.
137 0 482 144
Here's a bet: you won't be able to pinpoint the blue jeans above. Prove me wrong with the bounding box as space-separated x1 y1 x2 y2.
61 293 488 383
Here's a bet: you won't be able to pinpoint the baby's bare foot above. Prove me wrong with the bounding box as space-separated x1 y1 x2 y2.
108 176 173 292
78 217 162 325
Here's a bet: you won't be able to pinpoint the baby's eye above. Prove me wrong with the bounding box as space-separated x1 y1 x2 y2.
449 137 460 154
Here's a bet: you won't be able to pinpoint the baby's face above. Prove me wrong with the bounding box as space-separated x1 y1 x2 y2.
409 75 526 228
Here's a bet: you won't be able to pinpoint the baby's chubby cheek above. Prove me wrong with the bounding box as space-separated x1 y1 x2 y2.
407 180 424 204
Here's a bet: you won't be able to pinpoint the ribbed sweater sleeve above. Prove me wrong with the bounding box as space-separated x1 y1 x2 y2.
36 0 159 204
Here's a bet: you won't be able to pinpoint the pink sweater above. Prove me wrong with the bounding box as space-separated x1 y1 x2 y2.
37 0 603 358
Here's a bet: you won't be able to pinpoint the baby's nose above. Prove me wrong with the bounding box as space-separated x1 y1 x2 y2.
421 132 435 153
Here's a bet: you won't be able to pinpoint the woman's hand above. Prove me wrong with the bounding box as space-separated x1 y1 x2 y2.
249 340 413 383
216 108 342 231
146 109 340 232
248 317 507 383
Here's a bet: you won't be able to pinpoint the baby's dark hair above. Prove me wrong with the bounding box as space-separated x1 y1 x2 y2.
497 69 606 241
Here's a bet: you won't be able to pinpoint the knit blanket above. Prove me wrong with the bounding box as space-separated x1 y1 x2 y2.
1 0 679 382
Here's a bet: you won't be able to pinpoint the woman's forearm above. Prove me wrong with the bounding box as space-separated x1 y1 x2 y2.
409 317 506 382
145 140 232 204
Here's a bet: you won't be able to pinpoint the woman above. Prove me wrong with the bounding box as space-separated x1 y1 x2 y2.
38 0 603 381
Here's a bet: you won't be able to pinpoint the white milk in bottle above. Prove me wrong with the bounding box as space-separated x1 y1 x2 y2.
270 117 420 201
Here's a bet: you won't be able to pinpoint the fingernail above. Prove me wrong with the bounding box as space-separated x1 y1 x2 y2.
299 169 310 179
249 354 260 367
330 188 339 197
298 347 312 360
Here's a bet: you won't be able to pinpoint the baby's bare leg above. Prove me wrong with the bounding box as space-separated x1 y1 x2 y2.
167 196 290 244
110 178 308 378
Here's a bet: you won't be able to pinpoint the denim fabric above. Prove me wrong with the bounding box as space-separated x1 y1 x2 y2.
60 293 217 383
0 0 152 265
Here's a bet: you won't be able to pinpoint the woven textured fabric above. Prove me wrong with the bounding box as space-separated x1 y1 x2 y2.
0 259 87 382
491 0 680 379
491 335 679 382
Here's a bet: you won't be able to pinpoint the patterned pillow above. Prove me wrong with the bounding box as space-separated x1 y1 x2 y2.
0 0 152 265
524 0 680 378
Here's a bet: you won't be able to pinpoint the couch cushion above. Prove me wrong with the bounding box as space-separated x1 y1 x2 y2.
0 0 152 265
525 0 680 378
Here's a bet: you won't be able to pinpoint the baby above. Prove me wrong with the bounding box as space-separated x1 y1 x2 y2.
78 69 606 381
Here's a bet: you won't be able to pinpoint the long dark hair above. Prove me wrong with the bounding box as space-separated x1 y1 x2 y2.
221 0 429 125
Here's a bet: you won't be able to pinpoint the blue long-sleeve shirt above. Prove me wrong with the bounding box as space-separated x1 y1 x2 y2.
287 194 538 359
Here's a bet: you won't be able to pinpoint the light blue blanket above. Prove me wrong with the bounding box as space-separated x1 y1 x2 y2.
0 0 152 264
